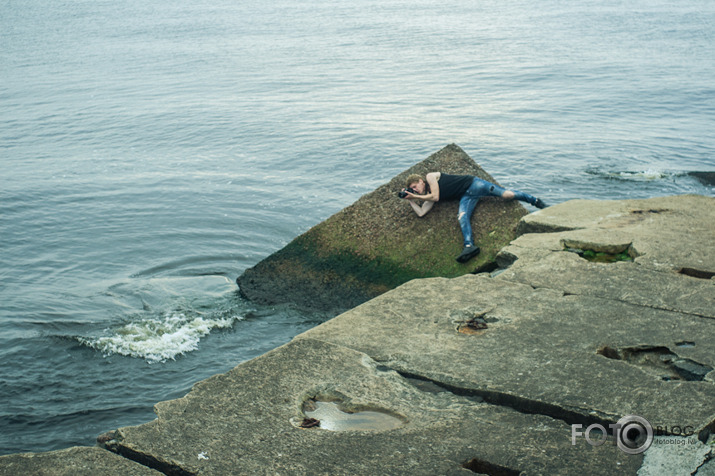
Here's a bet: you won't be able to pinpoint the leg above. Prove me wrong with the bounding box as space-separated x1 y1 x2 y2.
457 194 480 247
455 178 488 263
456 202 481 262
471 177 545 208
500 188 546 208
457 177 493 246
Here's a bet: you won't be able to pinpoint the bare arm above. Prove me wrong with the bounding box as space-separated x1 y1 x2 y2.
405 172 440 217
407 172 440 202
408 199 434 217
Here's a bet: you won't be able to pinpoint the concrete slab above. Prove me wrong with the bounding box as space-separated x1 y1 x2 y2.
301 275 715 437
237 144 528 313
516 195 715 275
637 436 712 476
103 338 640 475
102 194 712 475
10 195 713 475
496 251 714 318
0 446 162 476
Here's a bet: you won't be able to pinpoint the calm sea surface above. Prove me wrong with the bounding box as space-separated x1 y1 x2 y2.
1 0 713 455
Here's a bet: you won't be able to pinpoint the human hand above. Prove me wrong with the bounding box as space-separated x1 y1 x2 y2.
398 187 417 199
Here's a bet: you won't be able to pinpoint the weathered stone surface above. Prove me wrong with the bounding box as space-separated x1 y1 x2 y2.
103 338 640 475
637 436 712 476
93 194 712 475
11 195 713 475
0 446 162 476
501 195 715 318
498 252 714 319
237 144 528 313
302 274 715 434
696 457 715 476
515 195 715 274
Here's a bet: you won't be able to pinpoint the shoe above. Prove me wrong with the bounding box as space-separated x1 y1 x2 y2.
456 245 480 263
534 198 547 209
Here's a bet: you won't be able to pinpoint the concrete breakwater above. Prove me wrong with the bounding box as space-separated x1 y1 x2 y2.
2 193 713 475
236 144 527 315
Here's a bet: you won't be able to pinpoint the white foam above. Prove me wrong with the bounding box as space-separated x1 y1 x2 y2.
80 311 241 363
615 169 668 180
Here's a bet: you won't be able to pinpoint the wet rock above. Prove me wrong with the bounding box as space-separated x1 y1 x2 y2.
688 171 715 186
89 196 712 475
671 358 713 381
96 430 117 445
236 144 527 313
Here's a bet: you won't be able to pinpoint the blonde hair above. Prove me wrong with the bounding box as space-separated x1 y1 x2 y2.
405 174 424 188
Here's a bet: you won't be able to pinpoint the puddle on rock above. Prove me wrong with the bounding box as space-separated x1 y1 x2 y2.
302 400 405 431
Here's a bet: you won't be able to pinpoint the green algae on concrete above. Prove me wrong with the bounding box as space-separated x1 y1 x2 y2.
500 195 715 318
10 195 712 475
93 196 711 475
237 144 528 313
563 246 634 263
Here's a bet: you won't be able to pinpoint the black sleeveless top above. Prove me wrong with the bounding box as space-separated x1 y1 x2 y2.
438 174 474 201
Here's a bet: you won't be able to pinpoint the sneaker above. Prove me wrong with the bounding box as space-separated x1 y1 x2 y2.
534 198 547 209
456 245 480 263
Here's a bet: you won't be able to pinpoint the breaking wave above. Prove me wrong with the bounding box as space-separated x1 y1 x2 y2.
79 310 242 363
75 275 248 363
586 168 671 182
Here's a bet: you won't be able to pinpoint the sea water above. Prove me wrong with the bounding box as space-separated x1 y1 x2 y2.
1 0 713 455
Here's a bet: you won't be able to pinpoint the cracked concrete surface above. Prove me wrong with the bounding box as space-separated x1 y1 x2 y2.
2 195 713 475
302 274 715 436
100 338 642 475
638 436 713 476
98 195 711 475
0 447 163 476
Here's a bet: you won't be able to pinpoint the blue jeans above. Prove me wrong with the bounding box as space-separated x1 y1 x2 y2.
457 177 539 247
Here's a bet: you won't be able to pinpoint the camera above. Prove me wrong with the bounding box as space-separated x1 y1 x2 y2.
398 187 416 199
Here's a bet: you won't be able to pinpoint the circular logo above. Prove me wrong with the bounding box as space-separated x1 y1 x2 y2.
616 415 654 454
